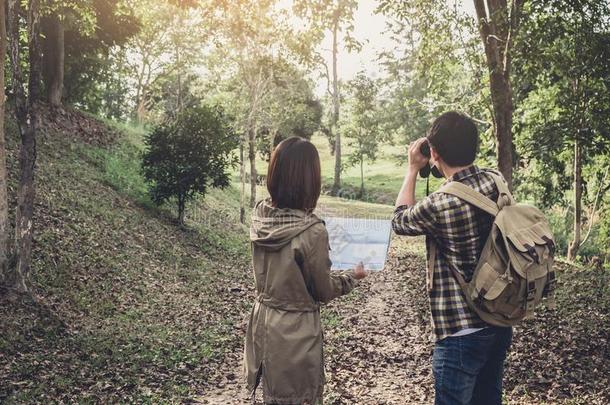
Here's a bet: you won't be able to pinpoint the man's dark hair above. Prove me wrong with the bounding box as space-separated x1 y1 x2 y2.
427 111 479 167
267 136 321 212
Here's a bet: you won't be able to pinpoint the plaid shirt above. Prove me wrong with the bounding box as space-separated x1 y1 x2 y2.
392 165 503 341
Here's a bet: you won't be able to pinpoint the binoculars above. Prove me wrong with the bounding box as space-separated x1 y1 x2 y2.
419 141 443 179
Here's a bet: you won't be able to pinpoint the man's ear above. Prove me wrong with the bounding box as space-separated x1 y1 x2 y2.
430 146 441 165
430 146 446 178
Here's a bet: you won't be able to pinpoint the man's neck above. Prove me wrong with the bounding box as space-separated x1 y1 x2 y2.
442 164 474 180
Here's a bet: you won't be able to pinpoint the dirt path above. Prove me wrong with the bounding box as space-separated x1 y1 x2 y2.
198 238 435 404
198 233 610 404
320 239 433 404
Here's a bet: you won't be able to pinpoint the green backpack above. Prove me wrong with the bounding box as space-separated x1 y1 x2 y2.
429 172 557 327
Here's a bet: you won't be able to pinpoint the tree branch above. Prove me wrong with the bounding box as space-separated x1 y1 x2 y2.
503 0 523 78
473 0 501 72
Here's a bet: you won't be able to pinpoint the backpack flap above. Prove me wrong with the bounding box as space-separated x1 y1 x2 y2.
503 217 555 280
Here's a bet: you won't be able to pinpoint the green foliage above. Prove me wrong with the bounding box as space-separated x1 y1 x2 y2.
149 72 202 120
256 60 323 159
292 0 361 56
89 123 151 205
377 0 493 161
513 0 610 260
378 0 610 262
341 73 386 195
142 105 238 223
62 0 140 117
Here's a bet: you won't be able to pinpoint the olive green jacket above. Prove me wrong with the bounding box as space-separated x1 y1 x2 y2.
244 199 357 404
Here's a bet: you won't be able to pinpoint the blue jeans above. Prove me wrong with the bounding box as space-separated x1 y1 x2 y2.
432 327 513 405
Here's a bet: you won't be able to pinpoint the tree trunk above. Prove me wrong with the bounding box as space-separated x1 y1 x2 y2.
473 0 522 190
136 96 149 124
6 0 42 294
331 17 341 195
42 14 64 106
248 126 257 208
178 195 185 225
489 73 514 189
135 60 146 119
269 128 277 161
175 27 183 113
239 138 245 224
360 158 364 197
0 0 10 285
568 137 582 261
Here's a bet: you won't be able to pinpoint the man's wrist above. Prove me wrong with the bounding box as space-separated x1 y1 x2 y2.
406 165 420 177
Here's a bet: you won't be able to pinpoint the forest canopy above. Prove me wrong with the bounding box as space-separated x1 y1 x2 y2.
0 0 608 293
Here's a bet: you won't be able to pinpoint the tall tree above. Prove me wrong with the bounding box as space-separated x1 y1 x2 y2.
472 0 524 190
378 0 492 163
0 0 10 283
62 0 139 116
341 73 384 196
128 1 176 123
41 0 137 108
125 0 204 123
293 0 359 195
257 59 323 160
5 0 43 294
209 0 290 210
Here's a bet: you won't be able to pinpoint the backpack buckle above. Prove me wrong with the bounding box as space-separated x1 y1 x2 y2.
498 192 512 208
541 236 556 255
476 288 488 303
524 281 537 311
543 271 557 296
523 243 540 264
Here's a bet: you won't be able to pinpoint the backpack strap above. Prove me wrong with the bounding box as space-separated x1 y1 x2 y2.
428 239 468 292
438 181 500 216
427 241 436 292
487 172 516 207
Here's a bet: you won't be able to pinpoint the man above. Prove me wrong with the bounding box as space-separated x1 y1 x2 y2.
392 111 513 405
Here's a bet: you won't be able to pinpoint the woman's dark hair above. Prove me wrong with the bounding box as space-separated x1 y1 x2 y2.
267 137 321 211
427 111 479 167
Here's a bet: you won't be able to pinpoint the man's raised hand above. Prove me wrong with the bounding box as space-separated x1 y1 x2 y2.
408 137 430 170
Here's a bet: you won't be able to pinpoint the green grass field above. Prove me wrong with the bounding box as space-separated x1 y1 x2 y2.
251 134 443 205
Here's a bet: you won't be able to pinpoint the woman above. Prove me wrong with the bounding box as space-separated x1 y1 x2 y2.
244 137 367 404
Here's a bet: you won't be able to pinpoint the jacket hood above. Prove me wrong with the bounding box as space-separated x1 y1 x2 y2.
250 198 322 251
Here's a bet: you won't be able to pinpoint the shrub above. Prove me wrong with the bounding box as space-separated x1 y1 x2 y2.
142 105 238 224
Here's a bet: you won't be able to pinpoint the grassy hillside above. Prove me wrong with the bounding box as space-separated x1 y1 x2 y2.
0 109 402 403
0 109 252 402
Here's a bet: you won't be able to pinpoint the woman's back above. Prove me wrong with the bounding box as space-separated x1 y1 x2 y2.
249 199 323 311
243 137 365 404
